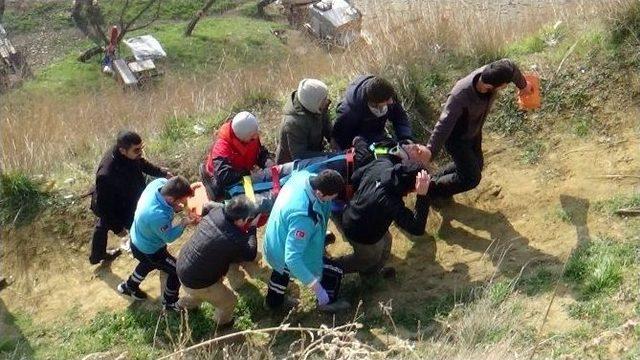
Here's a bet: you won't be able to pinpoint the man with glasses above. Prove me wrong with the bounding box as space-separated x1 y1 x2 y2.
89 130 172 265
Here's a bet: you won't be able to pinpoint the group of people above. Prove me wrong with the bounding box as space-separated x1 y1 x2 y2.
89 59 533 327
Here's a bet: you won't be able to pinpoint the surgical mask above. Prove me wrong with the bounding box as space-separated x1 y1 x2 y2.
368 104 388 118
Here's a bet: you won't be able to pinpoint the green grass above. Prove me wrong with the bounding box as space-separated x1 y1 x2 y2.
564 236 637 299
594 192 640 215
609 0 640 47
19 16 288 96
3 2 72 33
3 0 253 35
487 95 526 135
518 267 556 296
4 286 265 359
554 207 573 223
520 141 545 165
567 298 623 328
0 172 49 227
147 17 287 72
570 113 594 137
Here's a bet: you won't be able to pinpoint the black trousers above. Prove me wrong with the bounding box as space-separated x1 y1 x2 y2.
126 244 180 304
428 135 484 199
265 257 343 308
90 217 125 263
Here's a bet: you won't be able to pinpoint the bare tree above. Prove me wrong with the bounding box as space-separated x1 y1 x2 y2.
184 0 217 37
72 0 165 62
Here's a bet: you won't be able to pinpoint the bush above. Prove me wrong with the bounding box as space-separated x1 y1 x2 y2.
564 237 636 299
0 172 49 227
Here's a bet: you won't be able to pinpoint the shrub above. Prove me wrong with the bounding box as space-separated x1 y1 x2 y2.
0 172 49 227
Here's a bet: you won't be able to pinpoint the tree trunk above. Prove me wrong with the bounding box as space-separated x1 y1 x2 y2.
0 0 5 22
77 45 104 62
184 0 217 37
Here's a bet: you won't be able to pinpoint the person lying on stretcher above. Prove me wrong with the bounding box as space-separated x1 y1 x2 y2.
201 132 431 223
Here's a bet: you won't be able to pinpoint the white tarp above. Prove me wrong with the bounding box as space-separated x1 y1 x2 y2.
123 35 167 61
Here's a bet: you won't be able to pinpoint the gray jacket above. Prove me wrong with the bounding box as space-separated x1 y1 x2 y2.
275 91 331 164
427 59 526 157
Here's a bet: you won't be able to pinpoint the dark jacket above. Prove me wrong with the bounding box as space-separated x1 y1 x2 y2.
332 75 412 150
90 146 167 231
342 158 429 244
427 59 526 158
275 91 332 164
177 204 257 289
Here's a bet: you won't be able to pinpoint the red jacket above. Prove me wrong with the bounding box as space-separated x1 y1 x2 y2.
204 121 271 198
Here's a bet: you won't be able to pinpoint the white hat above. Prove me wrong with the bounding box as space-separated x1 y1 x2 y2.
231 111 259 142
297 79 328 114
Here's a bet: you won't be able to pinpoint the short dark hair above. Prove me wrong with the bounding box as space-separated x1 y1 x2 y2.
223 196 256 221
309 169 344 196
365 77 396 104
480 60 515 86
160 176 194 198
116 130 142 150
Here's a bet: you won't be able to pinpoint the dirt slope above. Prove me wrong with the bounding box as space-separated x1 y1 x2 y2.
2 108 639 335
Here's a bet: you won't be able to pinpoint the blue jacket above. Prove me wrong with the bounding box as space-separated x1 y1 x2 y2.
263 170 331 285
130 178 185 254
332 75 412 150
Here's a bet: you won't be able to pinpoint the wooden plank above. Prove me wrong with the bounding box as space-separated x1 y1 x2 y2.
113 59 138 86
128 59 155 73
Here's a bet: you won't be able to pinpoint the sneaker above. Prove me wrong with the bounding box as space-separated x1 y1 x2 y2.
317 299 350 313
117 282 148 301
104 248 122 261
89 249 122 265
120 237 131 253
163 301 183 312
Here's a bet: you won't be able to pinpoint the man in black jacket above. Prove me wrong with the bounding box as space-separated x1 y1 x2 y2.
89 131 170 265
176 196 258 327
332 75 413 150
336 159 430 277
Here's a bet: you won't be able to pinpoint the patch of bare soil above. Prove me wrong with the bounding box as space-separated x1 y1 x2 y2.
11 28 84 70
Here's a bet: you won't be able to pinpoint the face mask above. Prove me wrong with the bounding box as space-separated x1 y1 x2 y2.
368 104 388 118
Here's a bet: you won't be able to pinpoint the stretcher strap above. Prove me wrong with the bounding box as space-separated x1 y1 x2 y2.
243 176 256 202
369 143 389 159
344 148 355 199
270 166 281 196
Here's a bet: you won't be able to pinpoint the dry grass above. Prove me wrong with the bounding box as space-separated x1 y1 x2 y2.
0 0 622 174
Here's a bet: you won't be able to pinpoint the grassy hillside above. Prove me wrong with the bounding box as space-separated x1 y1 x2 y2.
18 16 288 95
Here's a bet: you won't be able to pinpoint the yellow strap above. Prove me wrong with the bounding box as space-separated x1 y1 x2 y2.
373 147 388 159
243 176 256 202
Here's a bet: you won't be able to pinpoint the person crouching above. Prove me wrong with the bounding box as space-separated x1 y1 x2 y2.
176 196 258 328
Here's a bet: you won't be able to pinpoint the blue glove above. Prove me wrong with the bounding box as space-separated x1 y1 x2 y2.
310 280 330 306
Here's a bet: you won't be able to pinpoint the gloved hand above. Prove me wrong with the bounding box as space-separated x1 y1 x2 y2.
310 279 330 306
